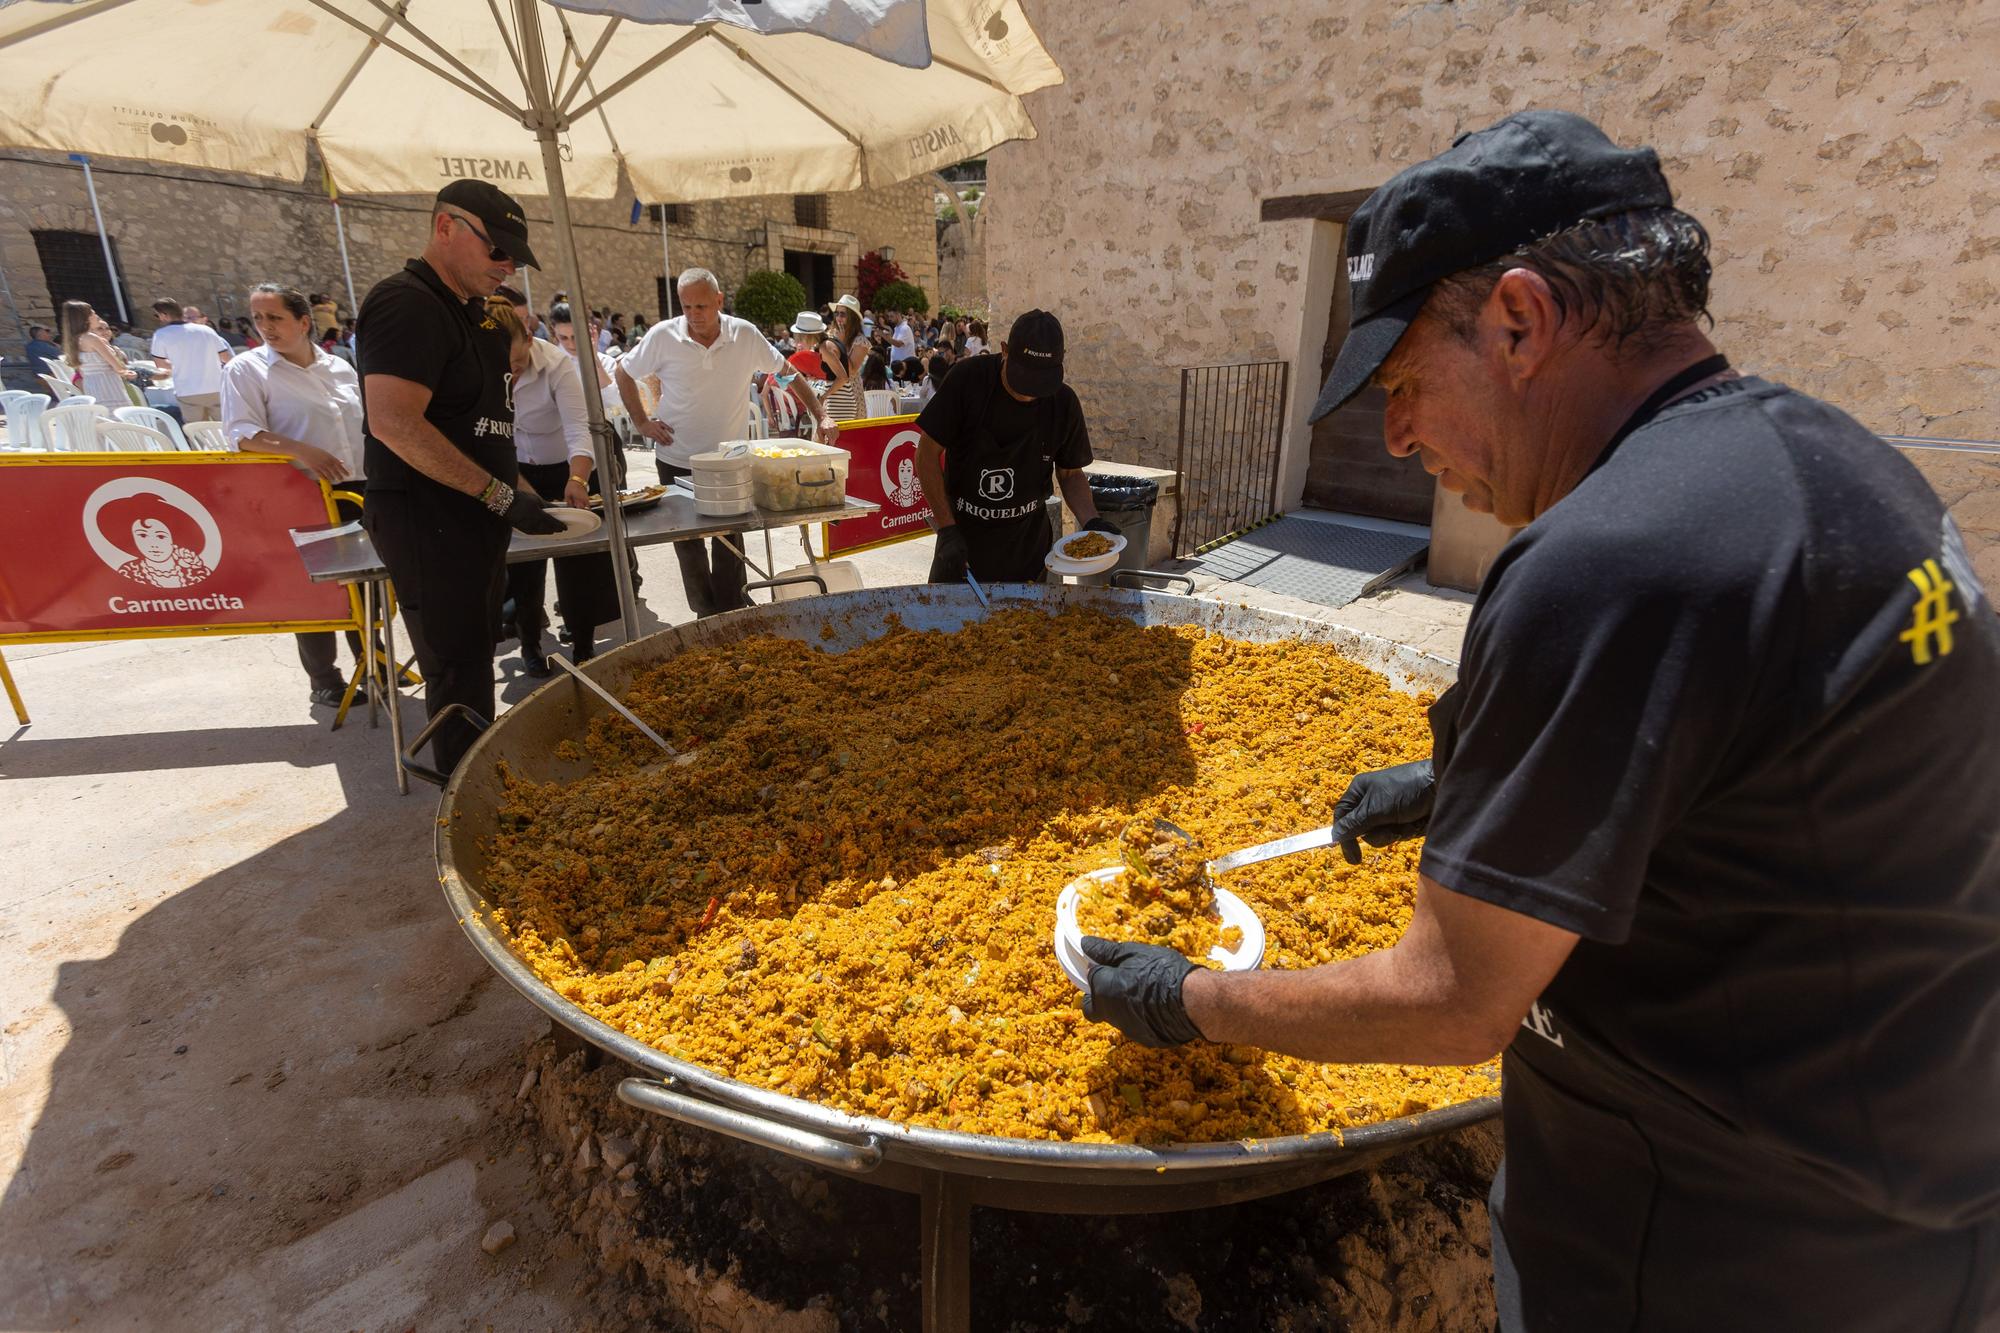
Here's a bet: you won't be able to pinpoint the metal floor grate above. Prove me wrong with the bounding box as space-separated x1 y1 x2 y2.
1185 516 1429 609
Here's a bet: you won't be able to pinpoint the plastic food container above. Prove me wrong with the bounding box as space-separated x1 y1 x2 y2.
1052 867 1265 991
695 494 756 517
750 441 850 512
688 444 754 489
692 479 756 501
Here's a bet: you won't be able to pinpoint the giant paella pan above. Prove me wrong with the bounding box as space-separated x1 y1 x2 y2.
436 583 1497 1218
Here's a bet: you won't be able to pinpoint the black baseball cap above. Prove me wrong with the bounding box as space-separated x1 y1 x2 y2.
435 179 539 269
1003 309 1065 398
1309 110 1674 422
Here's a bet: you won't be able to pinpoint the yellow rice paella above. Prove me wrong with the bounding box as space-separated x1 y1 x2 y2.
481 607 1498 1144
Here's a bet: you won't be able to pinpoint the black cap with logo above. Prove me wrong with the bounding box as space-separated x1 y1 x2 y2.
1309 109 1675 422
1004 308 1065 398
435 179 540 270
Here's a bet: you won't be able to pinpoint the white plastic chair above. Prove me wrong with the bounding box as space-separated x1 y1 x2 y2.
95 419 178 452
183 419 232 451
113 405 191 449
40 372 82 401
41 401 105 451
0 390 42 448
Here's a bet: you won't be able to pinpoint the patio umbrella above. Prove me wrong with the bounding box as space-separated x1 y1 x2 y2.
0 0 1062 637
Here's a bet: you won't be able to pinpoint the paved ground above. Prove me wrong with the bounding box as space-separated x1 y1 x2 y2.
0 458 1472 1331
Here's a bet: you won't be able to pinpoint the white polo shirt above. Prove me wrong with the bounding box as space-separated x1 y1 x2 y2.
512 338 591 468
619 314 783 468
219 342 365 482
149 320 232 398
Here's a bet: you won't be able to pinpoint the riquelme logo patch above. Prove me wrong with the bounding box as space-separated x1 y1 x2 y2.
1347 254 1375 283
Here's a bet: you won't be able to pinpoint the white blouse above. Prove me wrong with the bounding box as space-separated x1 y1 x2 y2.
512 338 591 468
219 343 365 481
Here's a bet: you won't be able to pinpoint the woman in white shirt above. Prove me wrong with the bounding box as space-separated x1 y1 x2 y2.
489 298 619 673
220 283 367 708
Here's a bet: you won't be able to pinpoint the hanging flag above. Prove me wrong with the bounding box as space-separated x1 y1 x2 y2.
545 0 932 70
630 197 643 225
322 157 339 203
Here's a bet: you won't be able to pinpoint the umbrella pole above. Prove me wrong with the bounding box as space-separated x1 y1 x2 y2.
513 0 640 644
332 199 360 317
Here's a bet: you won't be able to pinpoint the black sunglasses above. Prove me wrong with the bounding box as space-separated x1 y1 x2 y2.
448 211 512 264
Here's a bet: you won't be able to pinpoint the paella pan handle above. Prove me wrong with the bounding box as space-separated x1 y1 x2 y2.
617 1077 884 1175
1110 570 1196 594
400 703 491 788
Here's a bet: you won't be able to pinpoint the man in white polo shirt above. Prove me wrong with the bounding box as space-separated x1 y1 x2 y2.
148 298 233 422
614 267 838 617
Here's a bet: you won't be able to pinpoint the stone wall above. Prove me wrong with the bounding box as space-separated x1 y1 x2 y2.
986 0 2000 583
937 215 990 312
0 151 938 342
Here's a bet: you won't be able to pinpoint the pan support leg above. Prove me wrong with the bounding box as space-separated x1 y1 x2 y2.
920 1170 972 1333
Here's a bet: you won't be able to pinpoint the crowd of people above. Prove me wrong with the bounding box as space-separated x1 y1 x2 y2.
20 178 1078 757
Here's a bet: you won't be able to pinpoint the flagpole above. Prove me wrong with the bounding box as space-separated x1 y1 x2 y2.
660 204 672 310
68 153 128 323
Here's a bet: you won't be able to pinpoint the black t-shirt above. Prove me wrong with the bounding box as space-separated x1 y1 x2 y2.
1422 377 2000 1227
358 258 517 501
915 353 1091 580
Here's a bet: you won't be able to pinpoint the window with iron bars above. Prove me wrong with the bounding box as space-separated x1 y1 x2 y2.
646 203 692 226
792 194 830 229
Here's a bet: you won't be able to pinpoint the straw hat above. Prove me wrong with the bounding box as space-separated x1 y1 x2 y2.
790 311 827 336
833 294 863 318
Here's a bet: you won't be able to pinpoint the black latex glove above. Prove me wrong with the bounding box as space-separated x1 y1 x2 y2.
1328 758 1435 864
929 523 969 584
1082 516 1121 535
504 487 564 536
1079 937 1203 1048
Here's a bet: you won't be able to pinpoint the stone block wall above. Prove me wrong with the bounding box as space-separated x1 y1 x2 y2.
986 1 1999 581
0 152 938 342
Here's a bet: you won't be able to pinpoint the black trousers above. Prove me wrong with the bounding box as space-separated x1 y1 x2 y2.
505 460 618 656
659 462 746 618
364 490 508 776
297 488 365 690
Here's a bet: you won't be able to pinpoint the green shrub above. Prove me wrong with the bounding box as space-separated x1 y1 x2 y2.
734 270 809 332
873 279 930 316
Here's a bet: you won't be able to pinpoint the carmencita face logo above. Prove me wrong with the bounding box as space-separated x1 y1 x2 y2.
82 477 222 589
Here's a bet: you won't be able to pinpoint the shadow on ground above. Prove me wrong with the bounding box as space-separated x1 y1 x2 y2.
0 706 576 1330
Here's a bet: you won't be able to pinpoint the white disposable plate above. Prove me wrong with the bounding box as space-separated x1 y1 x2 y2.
517 505 602 541
1052 867 1265 992
695 496 756 517
692 480 756 499
1045 531 1127 577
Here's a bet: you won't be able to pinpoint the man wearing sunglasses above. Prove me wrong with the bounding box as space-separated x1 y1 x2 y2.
358 178 564 777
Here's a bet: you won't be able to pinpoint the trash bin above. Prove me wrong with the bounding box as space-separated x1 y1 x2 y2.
1086 474 1159 573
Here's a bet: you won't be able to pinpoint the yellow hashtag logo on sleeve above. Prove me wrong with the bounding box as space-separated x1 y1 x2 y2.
1899 558 1960 665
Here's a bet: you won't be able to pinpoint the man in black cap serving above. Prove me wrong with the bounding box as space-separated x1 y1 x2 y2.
359 179 563 776
914 310 1118 583
1082 111 1999 1330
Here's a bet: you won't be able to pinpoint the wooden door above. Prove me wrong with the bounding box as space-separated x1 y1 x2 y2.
1303 230 1435 524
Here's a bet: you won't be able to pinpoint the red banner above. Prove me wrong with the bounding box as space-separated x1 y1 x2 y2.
821 414 931 556
0 454 356 642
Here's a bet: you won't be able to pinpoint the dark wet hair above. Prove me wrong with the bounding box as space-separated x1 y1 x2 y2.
249 283 313 322
1429 207 1713 357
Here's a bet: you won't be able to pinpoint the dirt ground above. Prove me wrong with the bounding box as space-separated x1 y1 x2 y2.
0 503 1484 1331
